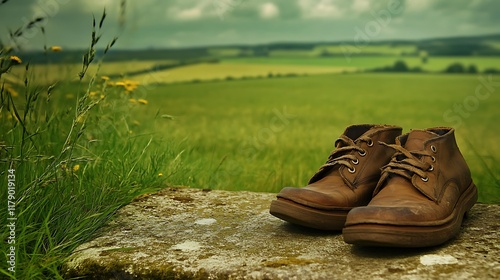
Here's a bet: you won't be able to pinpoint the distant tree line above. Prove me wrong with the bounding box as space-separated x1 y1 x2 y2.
369 60 500 74
370 60 423 73
417 42 500 56
443 63 500 74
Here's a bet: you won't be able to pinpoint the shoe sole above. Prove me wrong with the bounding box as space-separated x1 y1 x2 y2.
342 181 478 247
269 198 350 231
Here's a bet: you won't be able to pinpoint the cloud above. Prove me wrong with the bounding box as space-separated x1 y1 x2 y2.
404 0 432 12
28 0 123 20
166 0 217 21
352 0 371 13
259 3 279 19
78 0 120 12
175 6 203 20
296 0 382 19
298 0 343 19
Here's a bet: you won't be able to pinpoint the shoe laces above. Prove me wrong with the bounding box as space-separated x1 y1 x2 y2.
379 143 433 181
319 135 373 173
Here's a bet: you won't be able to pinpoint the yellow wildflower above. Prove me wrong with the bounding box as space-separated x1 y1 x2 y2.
129 98 137 103
123 80 139 91
115 81 126 87
10 55 22 65
50 46 62 52
73 164 80 172
89 91 98 97
125 85 137 92
137 99 148 105
158 173 163 177
107 81 115 87
101 75 110 81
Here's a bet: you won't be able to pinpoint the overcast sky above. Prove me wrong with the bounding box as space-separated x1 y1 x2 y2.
0 0 499 50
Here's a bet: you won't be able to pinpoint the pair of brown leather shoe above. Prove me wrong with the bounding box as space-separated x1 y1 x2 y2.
269 124 478 247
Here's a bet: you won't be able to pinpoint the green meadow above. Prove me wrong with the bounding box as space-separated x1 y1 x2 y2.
41 71 500 203
141 73 500 202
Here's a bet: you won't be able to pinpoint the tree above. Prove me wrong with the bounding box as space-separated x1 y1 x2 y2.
419 50 428 64
467 64 478 74
393 60 409 72
445 63 465 73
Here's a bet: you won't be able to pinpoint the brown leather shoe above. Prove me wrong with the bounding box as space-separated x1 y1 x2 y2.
269 124 402 230
343 127 478 247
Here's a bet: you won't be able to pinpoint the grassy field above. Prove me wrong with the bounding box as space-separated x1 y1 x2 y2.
138 73 500 203
224 56 500 72
5 59 176 84
208 44 418 58
131 62 353 84
61 55 499 86
7 55 499 86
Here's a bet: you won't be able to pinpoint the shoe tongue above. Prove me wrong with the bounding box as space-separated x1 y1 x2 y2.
339 125 382 147
404 130 437 151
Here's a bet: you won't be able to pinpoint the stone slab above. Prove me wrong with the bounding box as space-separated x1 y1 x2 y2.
63 187 500 279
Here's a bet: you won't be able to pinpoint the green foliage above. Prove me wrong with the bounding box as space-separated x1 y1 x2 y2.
0 69 179 279
443 63 480 74
369 60 422 73
393 60 409 72
467 64 478 74
445 62 466 73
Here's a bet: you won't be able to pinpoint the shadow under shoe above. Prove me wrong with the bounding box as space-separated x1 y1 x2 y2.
343 127 478 247
270 124 402 230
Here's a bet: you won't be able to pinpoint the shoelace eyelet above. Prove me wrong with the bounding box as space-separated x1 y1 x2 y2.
421 177 429 182
428 165 434 171
367 139 374 147
348 167 356 173
431 156 436 162
358 150 367 157
431 145 437 153
352 158 359 165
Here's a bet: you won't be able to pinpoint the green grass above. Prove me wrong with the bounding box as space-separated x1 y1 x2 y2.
0 14 181 279
143 73 500 203
0 72 183 278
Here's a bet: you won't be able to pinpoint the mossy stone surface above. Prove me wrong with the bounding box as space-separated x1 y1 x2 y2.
64 187 499 279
